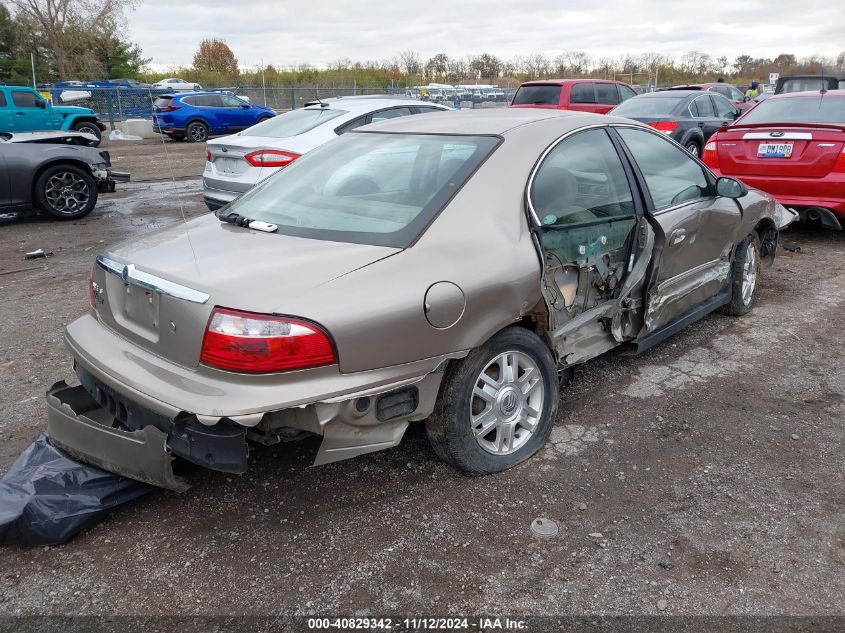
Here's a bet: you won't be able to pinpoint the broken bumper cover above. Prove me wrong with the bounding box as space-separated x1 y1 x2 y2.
92 168 130 193
46 381 189 492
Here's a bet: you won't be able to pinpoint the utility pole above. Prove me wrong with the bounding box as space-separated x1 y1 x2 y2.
31 53 37 89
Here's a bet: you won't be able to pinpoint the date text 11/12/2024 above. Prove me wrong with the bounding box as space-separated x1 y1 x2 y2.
307 617 528 630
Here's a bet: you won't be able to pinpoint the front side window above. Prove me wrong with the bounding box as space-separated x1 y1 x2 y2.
226 133 499 247
619 85 637 101
243 107 347 138
220 95 246 107
728 86 744 101
11 91 40 107
596 83 620 105
530 128 634 226
569 83 596 104
712 95 737 118
617 128 709 210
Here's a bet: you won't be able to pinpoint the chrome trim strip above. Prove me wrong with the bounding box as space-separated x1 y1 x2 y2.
742 132 812 140
96 255 210 304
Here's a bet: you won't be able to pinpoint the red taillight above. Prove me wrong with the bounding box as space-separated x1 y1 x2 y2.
244 149 301 168
702 135 720 169
200 307 335 373
647 121 679 134
206 148 211 162
158 104 180 112
834 146 845 173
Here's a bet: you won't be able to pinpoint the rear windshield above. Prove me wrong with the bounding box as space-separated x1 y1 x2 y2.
225 133 500 247
778 78 831 93
240 107 346 138
612 97 683 117
738 96 845 125
153 97 172 108
512 85 562 106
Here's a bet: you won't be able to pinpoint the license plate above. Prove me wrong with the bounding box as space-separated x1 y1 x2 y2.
215 157 241 174
757 143 793 158
123 284 159 331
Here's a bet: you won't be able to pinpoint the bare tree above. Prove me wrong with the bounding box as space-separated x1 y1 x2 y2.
522 52 549 79
398 49 422 77
8 0 136 79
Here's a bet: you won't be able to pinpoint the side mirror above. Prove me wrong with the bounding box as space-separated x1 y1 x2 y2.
742 96 750 103
36 99 47 109
241 104 250 109
732 109 741 119
716 177 748 199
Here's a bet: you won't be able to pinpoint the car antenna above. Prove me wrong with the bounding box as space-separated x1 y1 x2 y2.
313 89 328 108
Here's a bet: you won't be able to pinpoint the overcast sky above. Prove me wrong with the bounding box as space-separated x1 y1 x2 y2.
129 0 844 70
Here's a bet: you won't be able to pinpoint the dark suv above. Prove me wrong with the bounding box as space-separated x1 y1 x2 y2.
509 79 637 114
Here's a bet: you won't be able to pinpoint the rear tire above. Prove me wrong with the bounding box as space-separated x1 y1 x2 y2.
685 140 700 157
186 121 209 143
71 121 102 146
426 327 559 475
720 232 761 316
35 164 98 220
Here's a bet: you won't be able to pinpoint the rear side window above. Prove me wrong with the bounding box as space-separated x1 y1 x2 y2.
692 96 714 117
839 80 845 90
530 128 634 226
0 93 6 107
192 94 223 107
570 83 596 104
244 107 347 138
370 107 413 123
11 91 39 107
618 128 709 210
512 85 562 106
416 106 445 114
596 84 620 105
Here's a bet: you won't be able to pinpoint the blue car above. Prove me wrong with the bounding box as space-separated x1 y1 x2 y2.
152 92 276 142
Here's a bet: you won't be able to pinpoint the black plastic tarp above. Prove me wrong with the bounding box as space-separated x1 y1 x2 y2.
0 432 152 547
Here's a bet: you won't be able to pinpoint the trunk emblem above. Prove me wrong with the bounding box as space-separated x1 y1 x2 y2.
222 147 228 153
770 131 785 137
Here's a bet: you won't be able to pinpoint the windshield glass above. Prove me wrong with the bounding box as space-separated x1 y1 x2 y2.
226 133 500 247
612 97 684 116
512 85 561 105
241 107 346 138
739 96 845 124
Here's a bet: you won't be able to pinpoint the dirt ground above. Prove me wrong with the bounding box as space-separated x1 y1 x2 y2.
0 137 843 626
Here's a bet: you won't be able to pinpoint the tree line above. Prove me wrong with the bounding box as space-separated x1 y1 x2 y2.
2 3 844 89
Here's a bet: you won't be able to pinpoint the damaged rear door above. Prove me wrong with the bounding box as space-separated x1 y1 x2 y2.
614 126 741 333
530 127 653 365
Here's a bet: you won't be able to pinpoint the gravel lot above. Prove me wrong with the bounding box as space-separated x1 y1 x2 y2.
0 137 843 626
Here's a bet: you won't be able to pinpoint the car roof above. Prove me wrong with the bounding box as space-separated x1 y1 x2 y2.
357 108 633 136
301 96 446 113
518 79 629 86
640 90 699 98
763 89 845 100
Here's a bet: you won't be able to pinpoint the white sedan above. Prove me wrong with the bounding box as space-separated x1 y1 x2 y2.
153 77 203 91
202 96 449 210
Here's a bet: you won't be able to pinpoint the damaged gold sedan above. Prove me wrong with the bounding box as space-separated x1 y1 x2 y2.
46 109 795 489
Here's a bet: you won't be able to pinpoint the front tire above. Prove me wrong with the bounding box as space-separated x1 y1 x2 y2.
426 327 559 475
35 164 98 220
720 232 761 316
186 121 209 143
71 121 102 146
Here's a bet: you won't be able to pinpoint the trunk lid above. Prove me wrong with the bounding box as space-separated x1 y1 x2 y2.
715 124 845 178
93 215 400 368
207 135 307 178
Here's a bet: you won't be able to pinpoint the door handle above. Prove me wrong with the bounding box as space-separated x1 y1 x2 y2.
15 112 25 116
697 122 705 127
670 229 687 245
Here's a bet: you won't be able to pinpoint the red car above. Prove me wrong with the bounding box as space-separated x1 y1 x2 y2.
667 82 755 112
702 90 845 229
509 79 637 114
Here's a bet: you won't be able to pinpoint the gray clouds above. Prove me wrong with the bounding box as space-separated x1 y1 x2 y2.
127 0 844 68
